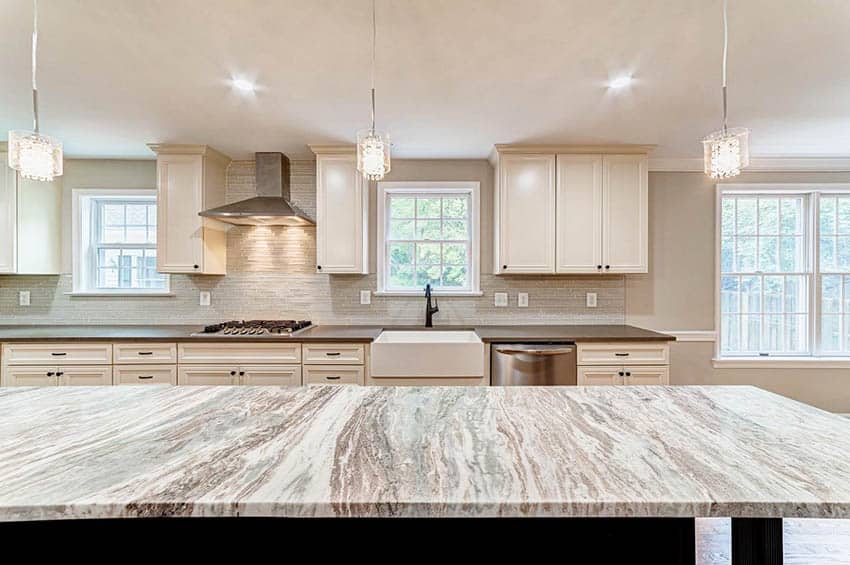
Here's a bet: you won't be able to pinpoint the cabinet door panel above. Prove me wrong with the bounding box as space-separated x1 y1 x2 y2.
0 155 16 273
60 366 113 386
240 365 302 386
556 154 603 273
498 154 556 273
316 155 367 273
623 366 669 385
3 366 59 387
577 366 622 386
157 155 203 273
603 155 647 273
178 365 237 385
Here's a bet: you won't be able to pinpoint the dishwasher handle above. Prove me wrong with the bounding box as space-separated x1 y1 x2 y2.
494 347 574 356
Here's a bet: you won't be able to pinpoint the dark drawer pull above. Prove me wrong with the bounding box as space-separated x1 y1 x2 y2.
614 353 630 357
325 352 342 357
46 372 55 377
325 376 341 380
56 372 64 377
138 375 154 380
50 352 67 356
137 351 154 356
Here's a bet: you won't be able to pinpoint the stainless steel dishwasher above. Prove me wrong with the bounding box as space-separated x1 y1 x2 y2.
491 343 577 386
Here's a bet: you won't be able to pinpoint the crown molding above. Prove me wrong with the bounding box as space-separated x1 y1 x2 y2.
495 144 656 155
146 143 231 164
308 144 356 155
649 157 850 173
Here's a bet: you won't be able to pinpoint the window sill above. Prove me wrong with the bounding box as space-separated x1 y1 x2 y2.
374 290 484 297
65 292 175 298
713 357 850 369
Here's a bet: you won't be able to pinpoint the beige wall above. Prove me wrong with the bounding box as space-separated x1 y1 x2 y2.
628 171 850 412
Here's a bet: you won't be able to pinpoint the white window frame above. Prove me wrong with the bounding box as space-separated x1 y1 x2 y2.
71 188 171 296
376 181 481 296
714 183 850 368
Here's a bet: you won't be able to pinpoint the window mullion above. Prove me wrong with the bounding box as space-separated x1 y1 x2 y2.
811 192 820 356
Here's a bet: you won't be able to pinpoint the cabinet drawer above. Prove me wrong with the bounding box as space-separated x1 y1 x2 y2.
113 343 177 364
576 342 669 366
178 365 238 386
303 365 364 385
178 343 302 364
302 343 364 365
367 376 488 386
115 364 177 385
2 343 113 365
240 365 301 386
60 366 113 386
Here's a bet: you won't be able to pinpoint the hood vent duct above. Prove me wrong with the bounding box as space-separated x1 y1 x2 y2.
199 152 314 226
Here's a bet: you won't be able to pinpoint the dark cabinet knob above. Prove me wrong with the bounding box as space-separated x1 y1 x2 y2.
502 265 507 270
618 371 624 377
317 265 322 270
230 371 236 376
46 372 55 377
193 264 199 269
56 372 64 377
625 372 631 377
238 371 245 376
597 265 602 270
605 265 610 270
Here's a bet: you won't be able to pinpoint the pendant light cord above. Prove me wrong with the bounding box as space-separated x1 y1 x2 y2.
31 0 40 133
721 0 728 134
370 0 376 133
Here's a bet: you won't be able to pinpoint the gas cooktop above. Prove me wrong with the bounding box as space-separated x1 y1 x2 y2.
192 320 312 337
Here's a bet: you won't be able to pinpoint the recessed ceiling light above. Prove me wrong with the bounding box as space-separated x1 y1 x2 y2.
231 78 256 93
608 75 633 89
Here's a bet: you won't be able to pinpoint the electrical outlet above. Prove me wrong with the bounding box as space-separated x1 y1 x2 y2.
586 292 597 308
199 291 211 306
494 292 508 307
360 290 372 305
19 291 30 306
517 292 529 308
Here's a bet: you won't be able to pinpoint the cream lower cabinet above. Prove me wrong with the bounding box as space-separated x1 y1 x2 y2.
178 364 302 385
576 342 670 386
4 366 113 386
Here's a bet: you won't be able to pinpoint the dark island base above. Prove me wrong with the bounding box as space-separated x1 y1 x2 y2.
0 517 783 564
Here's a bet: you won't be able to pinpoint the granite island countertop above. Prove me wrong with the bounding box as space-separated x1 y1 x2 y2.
0 324 673 343
0 385 848 521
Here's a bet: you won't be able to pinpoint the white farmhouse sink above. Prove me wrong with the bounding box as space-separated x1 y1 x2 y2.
370 331 484 378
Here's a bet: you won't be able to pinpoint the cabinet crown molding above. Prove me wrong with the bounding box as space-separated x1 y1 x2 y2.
494 144 656 155
146 144 231 165
308 144 356 155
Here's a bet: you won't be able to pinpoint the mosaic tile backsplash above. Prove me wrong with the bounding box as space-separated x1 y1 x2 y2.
0 160 625 325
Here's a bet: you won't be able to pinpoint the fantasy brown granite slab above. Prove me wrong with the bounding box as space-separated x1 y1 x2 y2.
0 385 847 521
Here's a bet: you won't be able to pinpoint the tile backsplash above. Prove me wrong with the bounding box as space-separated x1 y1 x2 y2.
0 159 624 325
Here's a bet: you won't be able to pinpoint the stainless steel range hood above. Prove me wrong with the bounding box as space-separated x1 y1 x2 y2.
199 152 314 226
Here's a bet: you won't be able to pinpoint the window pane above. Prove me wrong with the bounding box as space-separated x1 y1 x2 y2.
822 315 841 352
126 204 147 225
416 265 441 287
721 237 734 272
763 276 783 313
785 276 806 313
416 243 440 265
785 314 807 353
443 220 468 240
758 199 779 234
103 204 124 226
736 237 756 271
743 315 761 352
126 226 147 244
443 243 467 265
389 243 413 265
839 198 850 234
845 276 850 313
821 197 836 234
389 264 414 288
779 236 803 272
147 205 157 226
820 236 837 271
416 198 441 218
822 275 842 313
721 198 736 235
389 220 414 239
736 198 757 234
415 220 441 240
98 268 119 288
103 227 124 243
443 198 468 218
740 276 761 313
780 198 803 235
763 315 783 351
758 236 779 272
390 198 415 219
839 236 850 271
442 266 466 288
721 314 740 352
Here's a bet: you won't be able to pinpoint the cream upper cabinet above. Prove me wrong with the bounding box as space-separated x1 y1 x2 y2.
556 155 603 273
602 154 648 273
494 154 556 274
312 148 368 274
0 151 61 275
148 144 229 275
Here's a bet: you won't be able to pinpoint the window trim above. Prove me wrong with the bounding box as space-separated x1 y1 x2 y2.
70 188 171 297
714 183 850 364
376 181 481 296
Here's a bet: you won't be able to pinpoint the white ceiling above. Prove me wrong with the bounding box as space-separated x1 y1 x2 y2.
1 0 849 160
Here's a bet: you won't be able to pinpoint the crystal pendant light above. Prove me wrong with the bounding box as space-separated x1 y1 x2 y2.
356 0 390 181
8 0 63 182
702 0 748 179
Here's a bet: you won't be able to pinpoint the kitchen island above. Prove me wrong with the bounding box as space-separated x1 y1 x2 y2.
0 384 848 562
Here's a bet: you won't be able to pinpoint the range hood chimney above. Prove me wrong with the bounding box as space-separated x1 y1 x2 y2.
199 152 314 226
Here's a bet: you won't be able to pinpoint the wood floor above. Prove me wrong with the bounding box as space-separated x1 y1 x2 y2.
697 518 850 564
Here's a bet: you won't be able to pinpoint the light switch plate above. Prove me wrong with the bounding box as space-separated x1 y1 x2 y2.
19 291 30 306
360 290 372 305
495 292 508 307
517 292 529 308
586 292 597 308
199 291 211 306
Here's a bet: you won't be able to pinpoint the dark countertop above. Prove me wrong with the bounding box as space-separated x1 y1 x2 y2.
0 324 673 343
